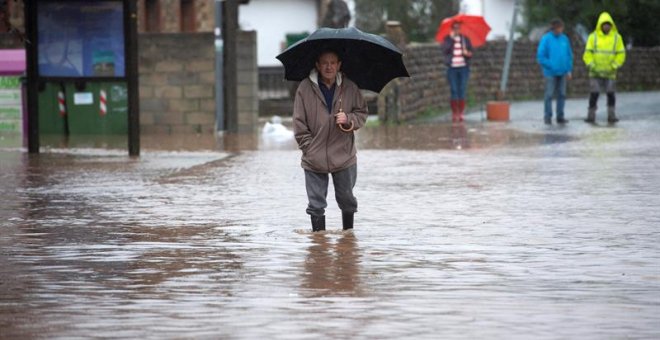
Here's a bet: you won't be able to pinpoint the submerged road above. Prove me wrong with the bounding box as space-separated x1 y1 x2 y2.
1 92 659 339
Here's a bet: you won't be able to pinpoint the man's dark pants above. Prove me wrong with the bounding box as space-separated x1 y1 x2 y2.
305 164 357 217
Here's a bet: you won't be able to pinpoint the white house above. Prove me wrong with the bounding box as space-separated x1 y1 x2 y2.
239 0 356 67
460 0 522 40
239 0 319 67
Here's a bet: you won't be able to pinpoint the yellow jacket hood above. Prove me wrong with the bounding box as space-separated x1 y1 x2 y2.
595 12 618 35
583 11 626 79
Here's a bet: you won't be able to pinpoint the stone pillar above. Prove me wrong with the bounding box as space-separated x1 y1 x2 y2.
7 0 24 31
385 21 407 51
377 21 408 123
236 30 259 132
194 0 214 32
138 33 216 134
136 0 146 33
160 0 181 33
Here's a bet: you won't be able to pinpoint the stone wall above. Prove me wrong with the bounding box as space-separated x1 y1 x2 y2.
236 31 259 130
159 0 181 33
138 32 259 134
194 0 214 32
384 40 660 121
138 33 217 134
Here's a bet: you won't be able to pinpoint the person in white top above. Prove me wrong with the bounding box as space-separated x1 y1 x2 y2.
441 21 473 122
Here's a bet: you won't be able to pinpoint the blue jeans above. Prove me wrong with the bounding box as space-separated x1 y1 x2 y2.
447 66 470 100
544 75 567 120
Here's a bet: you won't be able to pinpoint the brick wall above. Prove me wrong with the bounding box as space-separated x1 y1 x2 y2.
138 33 216 134
135 0 214 33
138 32 259 134
159 0 181 33
383 41 660 121
194 0 214 32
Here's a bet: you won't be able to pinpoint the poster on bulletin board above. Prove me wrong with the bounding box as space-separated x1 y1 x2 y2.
0 77 22 132
37 0 125 78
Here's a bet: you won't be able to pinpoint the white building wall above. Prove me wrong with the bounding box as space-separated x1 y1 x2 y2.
239 0 318 66
461 0 520 40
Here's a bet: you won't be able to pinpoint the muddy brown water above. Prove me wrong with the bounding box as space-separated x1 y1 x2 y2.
1 119 659 339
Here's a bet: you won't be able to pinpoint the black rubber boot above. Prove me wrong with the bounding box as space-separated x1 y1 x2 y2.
586 93 598 123
607 106 619 123
311 215 325 232
342 212 354 230
584 107 596 123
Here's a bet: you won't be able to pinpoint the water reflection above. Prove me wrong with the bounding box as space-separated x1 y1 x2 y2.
301 232 361 297
541 133 573 145
19 119 580 154
451 124 469 150
355 122 575 150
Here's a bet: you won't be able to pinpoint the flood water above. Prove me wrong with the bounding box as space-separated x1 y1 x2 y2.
1 104 660 338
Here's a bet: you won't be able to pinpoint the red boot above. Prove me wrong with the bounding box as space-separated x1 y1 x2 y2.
457 99 466 122
450 100 459 122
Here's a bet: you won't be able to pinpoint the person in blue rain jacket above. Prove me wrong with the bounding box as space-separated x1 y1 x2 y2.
537 18 573 125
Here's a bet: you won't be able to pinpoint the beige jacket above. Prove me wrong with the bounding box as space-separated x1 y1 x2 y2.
293 70 368 173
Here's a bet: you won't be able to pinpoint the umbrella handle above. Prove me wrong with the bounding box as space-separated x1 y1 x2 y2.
337 121 354 132
335 106 354 132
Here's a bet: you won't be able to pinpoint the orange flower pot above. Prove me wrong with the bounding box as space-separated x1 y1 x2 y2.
486 101 510 121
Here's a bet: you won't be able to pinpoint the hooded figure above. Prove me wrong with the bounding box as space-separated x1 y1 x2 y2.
583 12 626 79
582 12 626 123
537 18 573 124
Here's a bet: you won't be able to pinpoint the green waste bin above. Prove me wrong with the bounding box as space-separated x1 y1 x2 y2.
38 81 128 135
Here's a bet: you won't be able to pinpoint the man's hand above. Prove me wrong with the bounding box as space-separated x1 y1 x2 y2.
335 111 348 125
567 72 572 80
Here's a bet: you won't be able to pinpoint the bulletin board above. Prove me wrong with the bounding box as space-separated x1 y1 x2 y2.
37 0 126 78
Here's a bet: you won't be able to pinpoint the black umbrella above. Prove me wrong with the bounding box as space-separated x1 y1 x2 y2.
276 27 409 93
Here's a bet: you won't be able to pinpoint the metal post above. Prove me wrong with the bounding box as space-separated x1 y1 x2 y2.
214 0 225 132
125 0 140 156
223 0 238 132
25 0 39 153
499 0 520 97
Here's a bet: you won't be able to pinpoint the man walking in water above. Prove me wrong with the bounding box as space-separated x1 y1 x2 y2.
293 49 368 232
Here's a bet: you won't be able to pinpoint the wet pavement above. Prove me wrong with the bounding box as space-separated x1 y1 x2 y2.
1 91 659 339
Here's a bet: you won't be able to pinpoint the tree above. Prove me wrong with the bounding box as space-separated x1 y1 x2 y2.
354 0 458 42
522 0 660 46
321 0 352 28
619 0 660 47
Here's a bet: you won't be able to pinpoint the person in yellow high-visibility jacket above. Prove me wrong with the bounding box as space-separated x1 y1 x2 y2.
583 12 626 123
